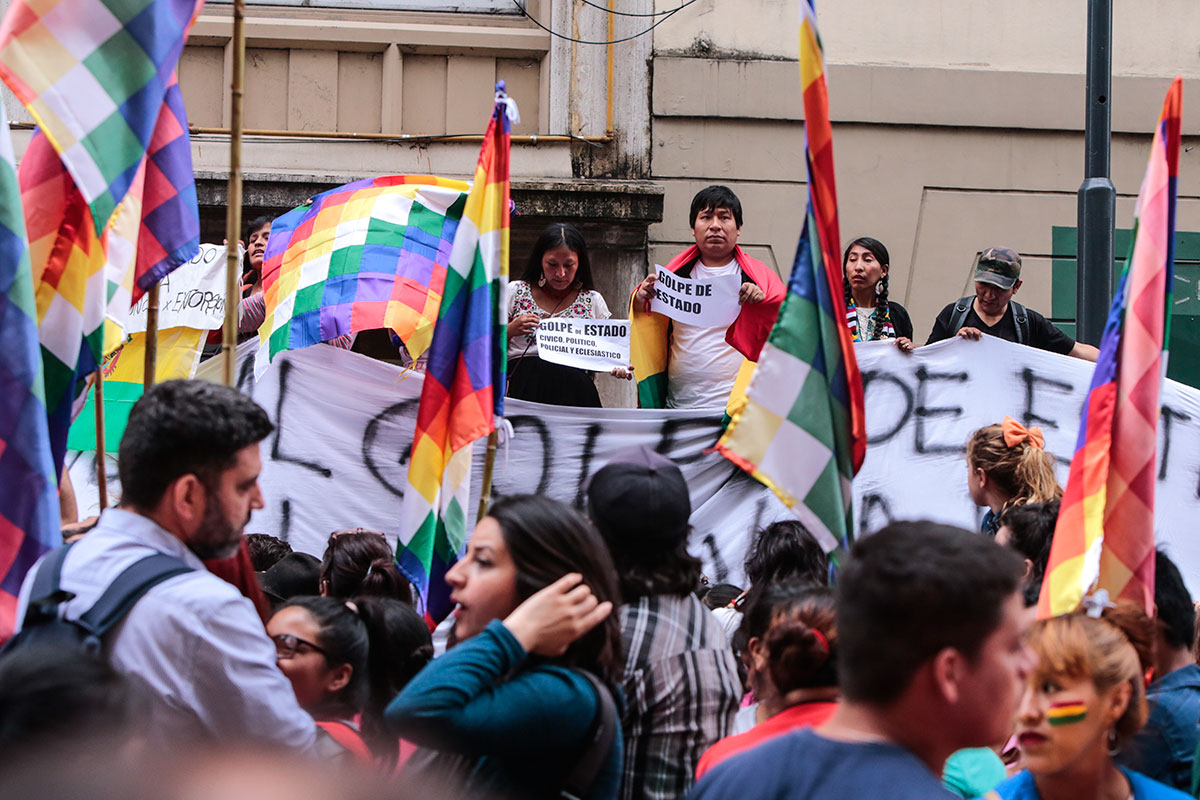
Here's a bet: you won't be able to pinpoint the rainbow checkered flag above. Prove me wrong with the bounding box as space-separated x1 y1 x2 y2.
1038 78 1182 619
396 84 514 622
0 120 60 640
0 0 203 235
715 0 866 555
253 175 471 377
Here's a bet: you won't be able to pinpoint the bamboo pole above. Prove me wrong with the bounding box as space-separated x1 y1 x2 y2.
94 369 108 510
144 283 159 388
476 429 500 523
221 0 246 387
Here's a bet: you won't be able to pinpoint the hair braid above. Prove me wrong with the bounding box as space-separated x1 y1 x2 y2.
872 274 893 341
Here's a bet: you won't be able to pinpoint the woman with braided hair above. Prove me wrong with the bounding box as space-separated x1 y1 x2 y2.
842 236 914 352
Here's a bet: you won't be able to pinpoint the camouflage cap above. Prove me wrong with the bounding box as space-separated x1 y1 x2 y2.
973 246 1022 290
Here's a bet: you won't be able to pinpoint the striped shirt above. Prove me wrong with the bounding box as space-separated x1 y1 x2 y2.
618 594 742 800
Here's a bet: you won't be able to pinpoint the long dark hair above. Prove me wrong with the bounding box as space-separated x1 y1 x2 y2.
486 494 623 683
841 236 893 341
519 223 594 291
278 595 432 766
320 530 412 604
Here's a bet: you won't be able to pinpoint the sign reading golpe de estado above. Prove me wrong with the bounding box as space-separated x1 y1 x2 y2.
536 318 631 372
649 264 741 327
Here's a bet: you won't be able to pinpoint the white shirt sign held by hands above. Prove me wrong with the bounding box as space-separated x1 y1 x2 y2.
536 318 631 372
650 264 741 327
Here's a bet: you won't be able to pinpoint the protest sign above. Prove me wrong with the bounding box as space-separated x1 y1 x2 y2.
67 335 1200 595
536 318 631 372
125 243 233 333
649 265 741 327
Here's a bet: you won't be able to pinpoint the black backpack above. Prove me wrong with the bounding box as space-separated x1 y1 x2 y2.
947 296 1030 344
561 670 620 800
1 541 193 657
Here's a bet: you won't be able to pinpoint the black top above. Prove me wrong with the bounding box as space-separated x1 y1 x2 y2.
926 299 1075 355
886 301 914 341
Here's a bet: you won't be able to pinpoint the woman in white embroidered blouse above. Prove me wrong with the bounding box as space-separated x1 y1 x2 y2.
506 223 631 407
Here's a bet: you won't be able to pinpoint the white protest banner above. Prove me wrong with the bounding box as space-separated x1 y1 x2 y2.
536 318 631 372
67 336 1200 595
650 264 741 327
125 243 235 333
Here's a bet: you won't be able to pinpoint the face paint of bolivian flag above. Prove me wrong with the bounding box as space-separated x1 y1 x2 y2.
1047 701 1087 726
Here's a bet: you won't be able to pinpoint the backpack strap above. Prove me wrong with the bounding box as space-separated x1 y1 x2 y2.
1010 300 1029 345
75 554 194 638
20 542 78 629
562 670 619 800
947 297 974 337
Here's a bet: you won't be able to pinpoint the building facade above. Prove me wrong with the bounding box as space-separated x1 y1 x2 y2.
6 0 1199 399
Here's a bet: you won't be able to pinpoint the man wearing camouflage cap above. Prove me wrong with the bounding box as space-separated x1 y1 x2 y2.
925 246 1098 361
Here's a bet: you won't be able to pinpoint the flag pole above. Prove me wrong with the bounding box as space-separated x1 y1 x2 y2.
476 429 499 523
94 368 108 510
144 283 159 388
221 0 246 387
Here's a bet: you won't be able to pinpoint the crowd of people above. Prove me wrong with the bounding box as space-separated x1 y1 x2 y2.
2 370 1198 800
0 181 1188 800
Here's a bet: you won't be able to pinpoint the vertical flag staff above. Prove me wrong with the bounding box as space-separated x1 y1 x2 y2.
94 367 107 509
144 284 160 388
222 0 248 386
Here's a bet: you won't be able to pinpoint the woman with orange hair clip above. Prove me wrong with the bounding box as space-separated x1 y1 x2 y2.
966 416 1062 537
981 599 1190 800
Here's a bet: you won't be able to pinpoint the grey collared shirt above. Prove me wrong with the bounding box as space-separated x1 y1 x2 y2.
16 508 317 751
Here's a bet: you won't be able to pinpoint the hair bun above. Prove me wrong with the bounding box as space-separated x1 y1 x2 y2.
765 618 834 693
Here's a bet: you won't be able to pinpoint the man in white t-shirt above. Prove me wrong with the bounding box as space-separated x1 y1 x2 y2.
631 186 785 409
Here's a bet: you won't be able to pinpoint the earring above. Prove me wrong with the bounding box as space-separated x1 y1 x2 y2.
1106 728 1120 755
537 275 547 287
875 280 884 296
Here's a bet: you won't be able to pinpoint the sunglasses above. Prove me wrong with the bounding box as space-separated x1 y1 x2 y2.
271 633 327 660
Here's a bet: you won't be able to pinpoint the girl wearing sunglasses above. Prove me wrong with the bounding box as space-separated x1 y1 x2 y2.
267 595 432 767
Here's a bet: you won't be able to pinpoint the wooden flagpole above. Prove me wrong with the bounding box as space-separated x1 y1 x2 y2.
221 0 246 387
476 429 500 523
94 368 108 510
144 283 159 388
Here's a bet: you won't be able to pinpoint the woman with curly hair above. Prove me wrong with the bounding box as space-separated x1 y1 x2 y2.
842 236 914 352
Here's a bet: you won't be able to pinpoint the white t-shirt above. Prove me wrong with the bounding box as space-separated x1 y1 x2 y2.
666 260 744 409
505 280 612 359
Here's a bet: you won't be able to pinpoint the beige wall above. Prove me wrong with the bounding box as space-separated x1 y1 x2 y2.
653 0 1200 79
648 3 1200 340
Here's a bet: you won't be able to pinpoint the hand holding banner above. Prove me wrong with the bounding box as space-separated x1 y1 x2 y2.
650 265 741 327
536 318 631 372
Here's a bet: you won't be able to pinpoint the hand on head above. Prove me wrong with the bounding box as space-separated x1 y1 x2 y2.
503 573 613 657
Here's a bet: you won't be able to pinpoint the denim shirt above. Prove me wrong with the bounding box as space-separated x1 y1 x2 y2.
1117 664 1200 791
